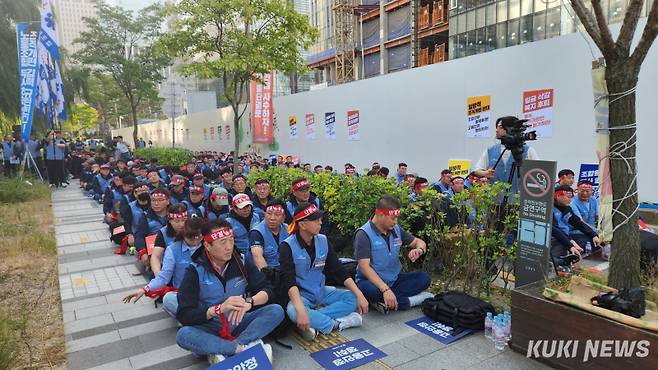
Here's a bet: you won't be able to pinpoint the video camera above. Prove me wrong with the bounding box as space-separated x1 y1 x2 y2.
498 116 537 163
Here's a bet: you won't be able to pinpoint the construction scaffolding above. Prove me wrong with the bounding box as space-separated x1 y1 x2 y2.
333 0 356 84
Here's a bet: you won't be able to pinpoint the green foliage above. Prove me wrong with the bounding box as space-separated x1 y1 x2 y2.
0 178 51 204
246 166 309 200
0 309 21 370
65 103 99 134
134 147 193 167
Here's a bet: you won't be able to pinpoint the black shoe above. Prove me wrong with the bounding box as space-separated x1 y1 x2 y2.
559 253 580 265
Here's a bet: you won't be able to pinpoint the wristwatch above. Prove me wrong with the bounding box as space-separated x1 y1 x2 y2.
245 297 254 311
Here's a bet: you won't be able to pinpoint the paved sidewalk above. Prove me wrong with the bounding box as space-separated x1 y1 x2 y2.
55 186 552 369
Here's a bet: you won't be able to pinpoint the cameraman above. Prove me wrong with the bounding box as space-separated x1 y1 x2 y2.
473 116 538 195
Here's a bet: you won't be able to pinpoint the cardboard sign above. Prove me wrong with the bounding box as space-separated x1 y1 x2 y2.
207 343 273 370
448 159 471 177
112 225 125 235
145 234 157 256
310 339 386 370
406 317 473 344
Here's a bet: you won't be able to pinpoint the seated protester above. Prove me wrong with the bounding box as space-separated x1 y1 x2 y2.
176 219 283 365
79 162 96 191
280 202 368 340
433 169 452 194
123 216 205 315
135 165 149 182
103 173 125 222
570 181 599 250
249 200 288 270
446 176 466 198
91 164 112 202
159 165 171 184
377 167 390 178
146 168 164 190
115 158 128 173
313 165 323 174
403 174 417 189
285 178 330 236
218 167 234 190
354 196 433 314
169 175 188 204
324 165 333 173
118 182 150 254
205 187 231 220
184 186 206 217
180 161 198 182
552 186 601 272
251 179 273 220
151 203 188 275
133 188 171 267
226 194 261 256
230 174 253 198
409 177 429 202
555 169 575 188
191 173 211 199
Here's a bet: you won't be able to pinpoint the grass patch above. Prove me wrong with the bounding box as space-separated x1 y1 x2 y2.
0 180 65 368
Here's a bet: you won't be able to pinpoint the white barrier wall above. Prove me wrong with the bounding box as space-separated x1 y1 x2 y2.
114 21 658 202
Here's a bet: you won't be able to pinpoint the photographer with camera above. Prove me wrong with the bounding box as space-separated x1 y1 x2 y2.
473 116 539 197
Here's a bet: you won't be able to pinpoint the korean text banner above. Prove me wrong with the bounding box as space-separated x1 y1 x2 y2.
466 96 491 137
522 88 554 137
251 71 274 144
325 112 336 139
448 159 471 177
17 23 39 139
347 110 360 140
305 113 316 139
289 115 298 139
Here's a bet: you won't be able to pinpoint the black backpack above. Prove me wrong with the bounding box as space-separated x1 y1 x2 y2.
421 291 496 335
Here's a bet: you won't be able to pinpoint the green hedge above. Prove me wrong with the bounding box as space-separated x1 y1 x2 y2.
134 147 193 167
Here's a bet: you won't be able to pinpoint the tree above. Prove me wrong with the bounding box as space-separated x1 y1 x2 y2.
160 0 317 173
569 0 658 289
65 103 99 135
73 1 169 147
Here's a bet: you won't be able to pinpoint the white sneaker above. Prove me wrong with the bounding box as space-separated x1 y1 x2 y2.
262 343 273 363
241 339 264 351
408 291 434 307
336 312 362 331
296 326 317 341
207 354 226 365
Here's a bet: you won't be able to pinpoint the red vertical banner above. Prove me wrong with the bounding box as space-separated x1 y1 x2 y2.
251 71 274 144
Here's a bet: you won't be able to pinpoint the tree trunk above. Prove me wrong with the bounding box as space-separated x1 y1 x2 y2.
233 107 240 174
131 105 139 149
605 61 641 289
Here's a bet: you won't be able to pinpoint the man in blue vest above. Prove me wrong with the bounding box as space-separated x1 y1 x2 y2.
226 193 261 256
44 131 67 187
92 164 112 202
119 182 151 254
355 195 433 314
191 173 211 199
570 180 599 250
473 116 538 196
552 185 601 272
251 179 273 220
285 178 329 235
395 163 407 184
133 188 171 267
169 175 188 204
183 185 206 217
249 200 288 270
2 134 17 177
279 202 368 340
433 169 452 194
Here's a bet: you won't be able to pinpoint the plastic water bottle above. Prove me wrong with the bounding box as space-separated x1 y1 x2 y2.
504 311 512 343
484 312 493 339
585 241 592 254
494 319 506 351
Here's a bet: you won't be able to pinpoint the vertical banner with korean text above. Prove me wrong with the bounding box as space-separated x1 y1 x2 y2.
347 110 360 140
466 96 491 137
325 112 336 139
17 23 39 139
305 113 316 139
289 115 298 139
250 71 274 144
522 88 554 137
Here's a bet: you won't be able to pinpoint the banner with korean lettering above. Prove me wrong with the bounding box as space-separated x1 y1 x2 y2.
466 95 491 137
17 23 39 139
448 159 471 177
310 339 386 370
347 110 360 140
289 115 298 139
305 113 316 139
325 112 336 139
578 164 600 198
522 88 554 137
250 71 274 144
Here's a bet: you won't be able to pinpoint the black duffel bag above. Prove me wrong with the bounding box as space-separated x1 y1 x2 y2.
422 291 496 334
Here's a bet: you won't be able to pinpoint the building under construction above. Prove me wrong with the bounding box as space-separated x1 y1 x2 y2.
307 0 449 85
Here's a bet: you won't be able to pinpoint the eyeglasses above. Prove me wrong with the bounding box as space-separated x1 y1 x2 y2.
184 233 202 239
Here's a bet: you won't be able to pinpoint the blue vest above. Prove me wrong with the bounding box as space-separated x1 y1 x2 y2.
27 140 39 158
158 225 176 247
570 198 597 235
434 182 450 193
183 200 205 218
45 140 65 160
487 144 528 195
192 257 247 307
253 205 266 221
285 234 328 306
206 208 229 220
95 174 110 194
129 201 147 234
111 189 123 211
159 169 170 184
252 221 289 268
355 222 403 286
89 140 97 150
2 142 13 160
147 213 167 235
227 214 261 255
286 197 320 218
167 240 199 288
553 205 578 236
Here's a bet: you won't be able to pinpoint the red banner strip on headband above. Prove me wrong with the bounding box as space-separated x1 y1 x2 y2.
554 190 573 198
414 182 429 190
151 193 169 200
375 208 401 216
291 179 310 191
203 228 233 243
293 204 318 221
266 205 285 214
168 212 187 220
211 193 228 200
578 184 593 190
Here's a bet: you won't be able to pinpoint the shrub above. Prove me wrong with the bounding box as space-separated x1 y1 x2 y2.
0 178 50 204
0 310 19 369
134 147 194 166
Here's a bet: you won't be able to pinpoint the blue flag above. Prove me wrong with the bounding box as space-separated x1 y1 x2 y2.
17 23 39 139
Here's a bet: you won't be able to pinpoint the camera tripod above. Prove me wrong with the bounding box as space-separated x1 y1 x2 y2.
492 147 522 207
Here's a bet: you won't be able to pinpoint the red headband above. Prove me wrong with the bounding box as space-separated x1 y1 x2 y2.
203 227 233 243
291 179 310 191
293 204 319 221
414 182 429 190
168 212 187 220
578 184 593 190
211 193 228 200
151 192 169 200
134 185 149 193
375 208 401 216
189 185 203 193
554 190 573 198
266 205 285 214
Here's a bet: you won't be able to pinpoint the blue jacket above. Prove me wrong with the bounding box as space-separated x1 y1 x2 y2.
552 203 597 247
133 208 167 250
284 233 329 306
570 197 598 236
146 240 200 291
